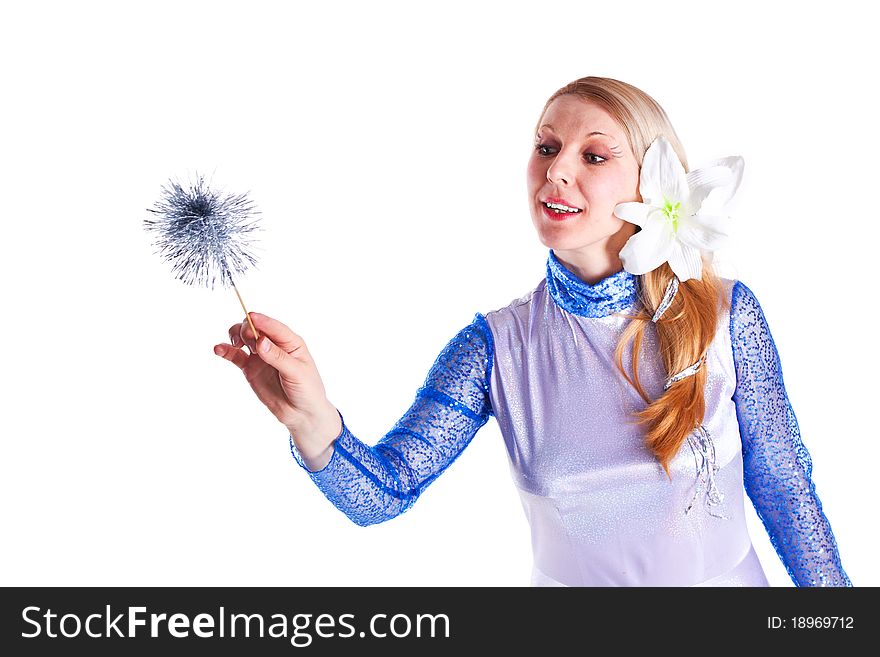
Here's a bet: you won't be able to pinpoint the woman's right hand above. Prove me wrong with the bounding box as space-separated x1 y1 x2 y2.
213 312 342 454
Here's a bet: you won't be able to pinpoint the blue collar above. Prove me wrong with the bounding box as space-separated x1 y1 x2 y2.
545 249 638 318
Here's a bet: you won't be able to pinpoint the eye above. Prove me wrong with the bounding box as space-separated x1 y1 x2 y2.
534 143 607 165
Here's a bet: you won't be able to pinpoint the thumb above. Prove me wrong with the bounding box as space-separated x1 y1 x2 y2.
255 334 297 376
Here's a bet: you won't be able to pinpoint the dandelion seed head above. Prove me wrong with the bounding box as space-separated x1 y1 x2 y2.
144 173 262 289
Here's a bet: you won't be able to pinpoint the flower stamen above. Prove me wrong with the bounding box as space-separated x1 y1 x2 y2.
662 198 681 233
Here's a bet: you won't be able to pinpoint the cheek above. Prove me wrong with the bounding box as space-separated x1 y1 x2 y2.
591 171 637 208
619 166 641 201
526 157 545 188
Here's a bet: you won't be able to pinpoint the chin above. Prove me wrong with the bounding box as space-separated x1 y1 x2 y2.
533 227 612 253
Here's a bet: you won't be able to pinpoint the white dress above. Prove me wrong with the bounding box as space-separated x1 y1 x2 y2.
289 249 851 586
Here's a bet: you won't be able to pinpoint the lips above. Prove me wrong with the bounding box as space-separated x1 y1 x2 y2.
542 196 582 211
541 196 582 221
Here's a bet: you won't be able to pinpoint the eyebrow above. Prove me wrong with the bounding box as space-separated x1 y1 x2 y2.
538 124 614 139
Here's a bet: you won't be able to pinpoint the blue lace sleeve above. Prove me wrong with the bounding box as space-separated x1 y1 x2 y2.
730 281 851 586
288 312 495 527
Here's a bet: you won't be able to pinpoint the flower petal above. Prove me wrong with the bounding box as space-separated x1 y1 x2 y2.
667 241 703 282
613 201 654 227
677 213 730 251
640 136 689 206
685 155 744 215
618 215 675 275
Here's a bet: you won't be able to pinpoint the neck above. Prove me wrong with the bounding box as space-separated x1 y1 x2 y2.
552 223 637 285
545 249 637 318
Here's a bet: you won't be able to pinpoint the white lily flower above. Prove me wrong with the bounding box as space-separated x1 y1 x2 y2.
614 136 744 282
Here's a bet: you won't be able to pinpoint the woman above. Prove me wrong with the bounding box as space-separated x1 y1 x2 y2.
213 77 851 587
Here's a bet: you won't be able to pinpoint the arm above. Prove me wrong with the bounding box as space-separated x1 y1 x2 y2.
730 281 851 586
289 313 495 527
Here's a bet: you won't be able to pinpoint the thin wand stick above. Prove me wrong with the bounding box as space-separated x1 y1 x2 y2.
231 280 260 341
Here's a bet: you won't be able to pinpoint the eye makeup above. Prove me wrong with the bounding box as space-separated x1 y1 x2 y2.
536 129 625 158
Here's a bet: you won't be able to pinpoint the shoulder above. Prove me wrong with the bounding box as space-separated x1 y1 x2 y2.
726 278 778 352
443 312 494 357
707 275 764 323
482 278 545 325
709 275 740 307
728 278 765 320
432 280 545 363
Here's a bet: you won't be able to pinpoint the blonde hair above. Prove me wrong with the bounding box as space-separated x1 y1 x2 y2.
538 76 729 478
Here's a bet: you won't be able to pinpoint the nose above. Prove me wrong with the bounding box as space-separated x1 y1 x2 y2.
546 157 572 186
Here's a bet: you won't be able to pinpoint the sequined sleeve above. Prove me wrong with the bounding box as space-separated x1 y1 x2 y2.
288 313 494 527
730 281 851 586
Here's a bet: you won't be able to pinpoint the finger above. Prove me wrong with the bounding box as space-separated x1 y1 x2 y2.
213 343 249 370
254 334 301 377
235 319 260 353
248 313 306 356
227 323 244 348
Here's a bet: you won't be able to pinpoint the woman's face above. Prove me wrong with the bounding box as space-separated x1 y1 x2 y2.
527 95 641 254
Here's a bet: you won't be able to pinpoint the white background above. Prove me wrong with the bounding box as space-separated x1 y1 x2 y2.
1 0 876 587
